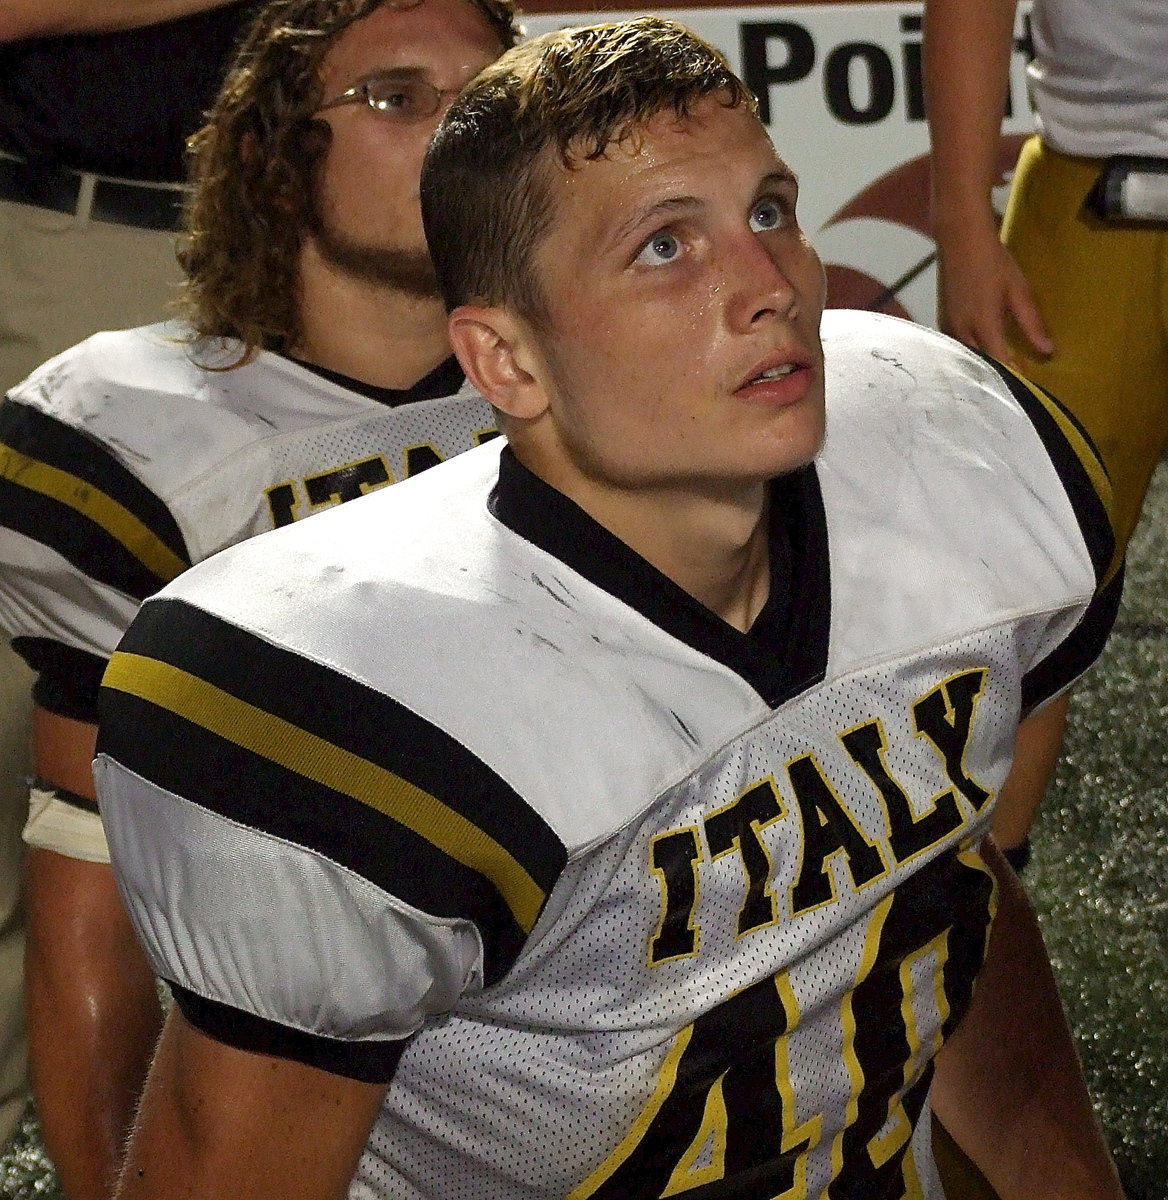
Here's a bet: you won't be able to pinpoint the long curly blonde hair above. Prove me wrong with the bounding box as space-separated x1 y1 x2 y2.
179 0 519 359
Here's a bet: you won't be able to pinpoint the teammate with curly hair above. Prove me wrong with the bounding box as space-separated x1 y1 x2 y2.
0 1 515 1195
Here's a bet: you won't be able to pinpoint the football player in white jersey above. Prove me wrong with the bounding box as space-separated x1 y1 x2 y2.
101 18 1124 1200
0 1 516 1195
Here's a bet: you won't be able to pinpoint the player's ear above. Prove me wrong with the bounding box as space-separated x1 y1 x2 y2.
448 305 550 421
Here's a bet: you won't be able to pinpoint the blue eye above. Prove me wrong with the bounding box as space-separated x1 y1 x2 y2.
636 231 681 266
749 198 785 233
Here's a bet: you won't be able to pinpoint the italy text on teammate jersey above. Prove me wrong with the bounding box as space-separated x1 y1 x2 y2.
0 322 499 724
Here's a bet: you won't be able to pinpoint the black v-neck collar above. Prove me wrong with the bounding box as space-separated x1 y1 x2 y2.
284 354 465 407
489 447 831 707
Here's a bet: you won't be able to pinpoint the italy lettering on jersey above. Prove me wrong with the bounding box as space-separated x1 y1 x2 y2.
0 322 497 716
96 312 1121 1200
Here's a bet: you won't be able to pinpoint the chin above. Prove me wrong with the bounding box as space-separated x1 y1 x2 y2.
763 419 827 479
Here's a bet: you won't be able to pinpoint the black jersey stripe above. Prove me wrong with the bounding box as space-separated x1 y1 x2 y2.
169 984 408 1084
979 359 1120 589
109 596 565 902
0 464 188 599
0 399 191 595
0 399 190 567
99 600 566 974
103 649 550 937
101 677 533 985
111 598 566 893
1020 564 1124 715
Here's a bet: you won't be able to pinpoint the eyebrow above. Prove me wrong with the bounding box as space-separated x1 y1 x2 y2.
607 168 800 252
760 168 799 192
608 194 702 251
350 65 429 85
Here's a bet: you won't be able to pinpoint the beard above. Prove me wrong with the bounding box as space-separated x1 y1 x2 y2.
310 210 440 300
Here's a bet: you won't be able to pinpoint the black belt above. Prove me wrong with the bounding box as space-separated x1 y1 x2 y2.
0 153 187 232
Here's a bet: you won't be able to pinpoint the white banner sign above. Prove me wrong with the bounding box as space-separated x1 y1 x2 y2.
522 5 1036 327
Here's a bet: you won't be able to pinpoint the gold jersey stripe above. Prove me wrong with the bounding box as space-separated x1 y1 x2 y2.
103 650 547 932
0 444 187 583
567 1025 694 1199
999 366 1123 588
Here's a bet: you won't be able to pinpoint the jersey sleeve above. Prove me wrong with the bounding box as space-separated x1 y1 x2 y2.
980 356 1124 713
95 592 567 1082
0 394 193 720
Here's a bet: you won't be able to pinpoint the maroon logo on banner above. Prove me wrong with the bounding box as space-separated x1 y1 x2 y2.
820 134 1028 316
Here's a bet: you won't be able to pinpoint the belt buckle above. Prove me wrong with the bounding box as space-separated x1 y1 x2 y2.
1086 155 1168 224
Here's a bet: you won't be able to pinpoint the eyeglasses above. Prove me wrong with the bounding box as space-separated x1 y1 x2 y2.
316 71 462 122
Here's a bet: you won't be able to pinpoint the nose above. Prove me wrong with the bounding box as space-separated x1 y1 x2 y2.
724 232 803 333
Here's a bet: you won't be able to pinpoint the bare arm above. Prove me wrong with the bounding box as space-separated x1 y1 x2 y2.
116 1009 388 1200
27 706 162 1200
33 706 385 1199
33 705 98 799
930 839 1123 1200
991 694 1071 852
923 0 1052 361
0 0 239 43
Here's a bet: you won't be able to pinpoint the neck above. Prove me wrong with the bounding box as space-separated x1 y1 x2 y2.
626 488 772 632
538 462 772 632
291 240 453 390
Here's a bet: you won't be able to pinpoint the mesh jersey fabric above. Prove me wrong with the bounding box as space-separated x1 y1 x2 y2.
96 311 1121 1200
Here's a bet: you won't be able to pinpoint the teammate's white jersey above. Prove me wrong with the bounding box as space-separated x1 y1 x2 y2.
1029 0 1168 157
96 312 1121 1200
0 322 498 719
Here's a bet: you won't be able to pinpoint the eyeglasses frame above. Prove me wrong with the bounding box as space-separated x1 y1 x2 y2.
315 71 463 121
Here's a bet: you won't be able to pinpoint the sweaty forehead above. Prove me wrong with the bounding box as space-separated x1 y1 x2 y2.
548 101 784 231
569 100 782 188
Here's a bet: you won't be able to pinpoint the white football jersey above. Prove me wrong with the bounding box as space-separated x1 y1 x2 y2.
0 322 498 717
96 312 1121 1200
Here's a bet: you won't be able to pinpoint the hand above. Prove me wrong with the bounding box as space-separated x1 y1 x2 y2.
935 223 1054 367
